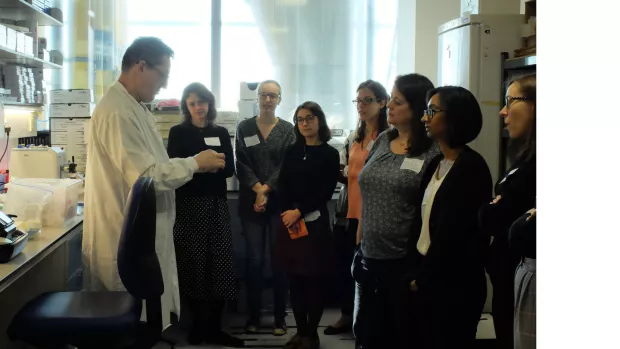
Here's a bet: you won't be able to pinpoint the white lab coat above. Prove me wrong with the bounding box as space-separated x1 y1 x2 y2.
82 81 198 327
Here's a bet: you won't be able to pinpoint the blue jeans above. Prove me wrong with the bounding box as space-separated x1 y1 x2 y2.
242 210 288 321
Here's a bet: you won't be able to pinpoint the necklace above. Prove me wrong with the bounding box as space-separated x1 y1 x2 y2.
303 145 307 160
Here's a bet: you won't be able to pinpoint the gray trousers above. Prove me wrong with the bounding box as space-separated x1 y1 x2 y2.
514 258 536 349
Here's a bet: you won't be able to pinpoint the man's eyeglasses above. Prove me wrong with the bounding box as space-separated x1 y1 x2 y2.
424 108 445 120
296 115 316 124
258 93 280 101
353 97 380 105
142 61 169 82
505 96 528 108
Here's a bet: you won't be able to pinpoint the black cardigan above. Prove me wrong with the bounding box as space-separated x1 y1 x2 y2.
167 122 235 198
479 155 536 266
410 146 493 288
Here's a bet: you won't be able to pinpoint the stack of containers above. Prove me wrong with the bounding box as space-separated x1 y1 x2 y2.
49 89 94 173
0 65 43 104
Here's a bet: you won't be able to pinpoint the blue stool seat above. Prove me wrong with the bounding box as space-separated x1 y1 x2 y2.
9 291 142 347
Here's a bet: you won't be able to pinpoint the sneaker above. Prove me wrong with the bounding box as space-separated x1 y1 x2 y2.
273 318 287 336
283 333 303 349
245 317 260 334
204 331 245 348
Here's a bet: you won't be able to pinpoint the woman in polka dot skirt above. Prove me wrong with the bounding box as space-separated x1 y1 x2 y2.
167 83 243 347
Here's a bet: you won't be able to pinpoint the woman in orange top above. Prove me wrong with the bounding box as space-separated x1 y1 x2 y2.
325 79 390 335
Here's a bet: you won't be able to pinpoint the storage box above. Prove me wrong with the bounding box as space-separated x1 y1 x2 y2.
16 31 26 53
240 81 260 100
24 35 34 56
49 103 94 118
217 110 239 122
6 28 17 51
50 89 93 104
0 24 7 48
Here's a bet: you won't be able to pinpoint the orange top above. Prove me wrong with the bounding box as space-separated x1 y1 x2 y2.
347 139 374 220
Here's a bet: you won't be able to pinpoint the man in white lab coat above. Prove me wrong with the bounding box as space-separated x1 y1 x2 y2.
82 36 226 328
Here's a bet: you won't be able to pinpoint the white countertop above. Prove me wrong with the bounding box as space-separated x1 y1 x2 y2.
0 215 84 293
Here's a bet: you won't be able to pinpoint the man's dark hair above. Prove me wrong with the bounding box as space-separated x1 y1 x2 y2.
426 86 483 148
180 82 217 125
293 101 332 144
121 37 174 73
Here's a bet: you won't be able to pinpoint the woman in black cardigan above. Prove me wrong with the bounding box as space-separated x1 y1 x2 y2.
479 74 536 349
409 86 493 348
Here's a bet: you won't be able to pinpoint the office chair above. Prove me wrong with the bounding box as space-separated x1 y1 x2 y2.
7 177 171 349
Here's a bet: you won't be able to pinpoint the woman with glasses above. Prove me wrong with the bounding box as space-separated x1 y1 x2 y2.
479 74 536 349
235 80 295 336
167 82 243 347
409 86 493 348
324 80 390 336
274 101 340 349
353 74 439 349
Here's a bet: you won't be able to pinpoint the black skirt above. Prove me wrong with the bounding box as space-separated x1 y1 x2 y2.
273 206 336 276
173 196 238 301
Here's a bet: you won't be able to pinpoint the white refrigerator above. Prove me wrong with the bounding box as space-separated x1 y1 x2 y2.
437 14 523 318
437 14 524 186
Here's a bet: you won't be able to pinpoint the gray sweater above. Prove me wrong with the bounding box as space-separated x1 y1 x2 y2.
235 116 295 211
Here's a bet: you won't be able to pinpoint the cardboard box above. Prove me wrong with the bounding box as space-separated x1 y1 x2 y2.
217 110 239 122
49 103 93 118
50 89 93 104
24 35 34 56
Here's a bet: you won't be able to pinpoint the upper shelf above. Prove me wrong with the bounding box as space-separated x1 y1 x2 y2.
0 45 62 69
504 55 536 70
0 0 62 26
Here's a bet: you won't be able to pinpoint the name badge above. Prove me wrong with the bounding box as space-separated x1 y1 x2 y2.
304 210 321 222
400 158 424 173
365 140 375 151
244 135 260 147
204 137 221 146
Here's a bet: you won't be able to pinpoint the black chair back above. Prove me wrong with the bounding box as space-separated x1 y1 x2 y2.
117 176 164 298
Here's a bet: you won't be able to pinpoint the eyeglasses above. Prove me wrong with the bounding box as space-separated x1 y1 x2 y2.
353 97 380 105
505 96 528 108
424 108 445 120
296 115 316 124
142 61 169 83
258 93 280 101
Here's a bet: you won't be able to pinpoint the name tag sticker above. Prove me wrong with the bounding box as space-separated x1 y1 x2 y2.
244 135 260 147
304 210 321 222
204 137 221 146
400 158 424 172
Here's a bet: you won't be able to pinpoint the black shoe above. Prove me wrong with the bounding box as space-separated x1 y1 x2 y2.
204 331 245 347
324 324 351 335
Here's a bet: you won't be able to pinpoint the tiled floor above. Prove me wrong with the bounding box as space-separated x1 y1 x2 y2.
155 309 496 349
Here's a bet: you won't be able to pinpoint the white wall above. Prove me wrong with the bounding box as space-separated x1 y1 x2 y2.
412 0 461 85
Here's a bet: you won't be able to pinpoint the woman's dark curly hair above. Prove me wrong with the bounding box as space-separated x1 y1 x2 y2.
180 82 217 125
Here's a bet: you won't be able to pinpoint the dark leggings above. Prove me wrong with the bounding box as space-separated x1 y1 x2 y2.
289 274 328 337
333 219 358 316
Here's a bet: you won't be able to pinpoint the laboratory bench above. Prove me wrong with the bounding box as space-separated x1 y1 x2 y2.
0 215 84 348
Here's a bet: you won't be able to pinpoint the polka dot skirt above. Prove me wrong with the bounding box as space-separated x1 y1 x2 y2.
173 196 238 301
